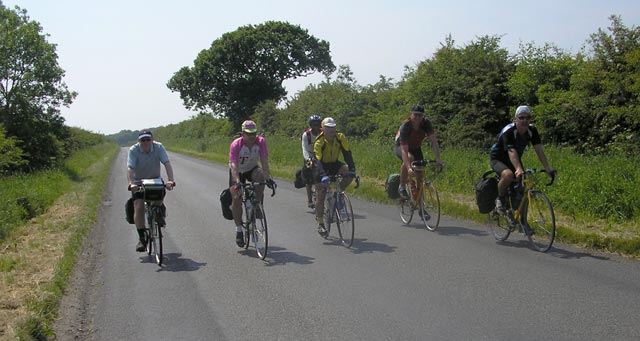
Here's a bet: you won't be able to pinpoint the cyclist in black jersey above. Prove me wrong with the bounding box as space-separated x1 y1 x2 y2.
394 105 444 199
489 105 555 215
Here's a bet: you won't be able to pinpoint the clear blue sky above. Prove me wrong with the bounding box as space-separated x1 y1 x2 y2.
4 0 640 134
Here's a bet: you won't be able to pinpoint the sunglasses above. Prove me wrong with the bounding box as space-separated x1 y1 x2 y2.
139 138 152 142
517 116 532 121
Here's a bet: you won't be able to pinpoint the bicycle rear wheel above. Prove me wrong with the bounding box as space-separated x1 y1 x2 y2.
524 191 556 252
147 210 162 266
336 192 354 247
419 182 440 231
252 203 268 259
487 209 512 241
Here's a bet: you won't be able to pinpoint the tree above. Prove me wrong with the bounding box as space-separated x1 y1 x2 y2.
167 21 335 129
0 5 76 171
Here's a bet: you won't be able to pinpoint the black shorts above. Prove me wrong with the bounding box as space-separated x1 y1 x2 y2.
394 145 424 162
314 161 345 183
490 159 514 175
228 166 259 186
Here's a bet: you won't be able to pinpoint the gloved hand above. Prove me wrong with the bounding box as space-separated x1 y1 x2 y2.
321 176 330 184
347 171 356 178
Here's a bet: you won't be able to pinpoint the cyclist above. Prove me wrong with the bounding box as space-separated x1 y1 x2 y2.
229 120 271 247
127 129 176 252
395 104 444 199
301 115 322 209
313 117 356 236
489 105 555 215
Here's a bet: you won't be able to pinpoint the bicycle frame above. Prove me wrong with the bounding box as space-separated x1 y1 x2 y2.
240 180 276 259
320 173 359 247
399 160 441 230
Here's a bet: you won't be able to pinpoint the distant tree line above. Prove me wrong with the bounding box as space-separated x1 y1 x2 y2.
168 16 638 156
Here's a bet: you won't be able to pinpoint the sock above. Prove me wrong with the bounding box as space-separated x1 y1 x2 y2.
236 225 243 233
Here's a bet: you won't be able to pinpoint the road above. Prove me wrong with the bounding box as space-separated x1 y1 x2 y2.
55 148 640 340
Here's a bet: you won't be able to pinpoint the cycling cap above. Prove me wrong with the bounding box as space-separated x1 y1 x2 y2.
321 117 336 128
242 120 257 133
308 115 322 124
410 105 425 114
515 105 531 117
138 129 153 139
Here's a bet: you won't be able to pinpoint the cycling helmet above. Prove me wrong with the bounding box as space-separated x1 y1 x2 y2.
308 115 322 125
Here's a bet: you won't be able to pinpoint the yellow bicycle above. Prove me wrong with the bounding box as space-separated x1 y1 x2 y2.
487 169 557 252
398 160 442 231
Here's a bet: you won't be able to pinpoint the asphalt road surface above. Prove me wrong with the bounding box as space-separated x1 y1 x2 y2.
55 148 640 340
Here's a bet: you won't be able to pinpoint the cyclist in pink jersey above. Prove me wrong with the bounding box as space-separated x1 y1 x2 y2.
228 120 271 247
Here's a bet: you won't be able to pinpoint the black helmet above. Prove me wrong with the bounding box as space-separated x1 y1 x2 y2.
410 105 425 114
308 115 322 125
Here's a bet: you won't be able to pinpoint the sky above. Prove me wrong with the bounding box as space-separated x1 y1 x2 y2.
3 0 640 135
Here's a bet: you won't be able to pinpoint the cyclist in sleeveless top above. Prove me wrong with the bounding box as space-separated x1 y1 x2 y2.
127 129 176 252
313 117 356 236
229 120 271 247
489 105 554 215
301 115 322 209
394 105 444 199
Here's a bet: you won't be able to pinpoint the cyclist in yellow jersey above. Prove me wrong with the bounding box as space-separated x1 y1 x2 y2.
312 117 356 236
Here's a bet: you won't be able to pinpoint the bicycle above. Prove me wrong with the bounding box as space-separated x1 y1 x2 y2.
321 173 360 247
137 178 169 266
398 160 442 231
487 169 557 252
240 179 277 260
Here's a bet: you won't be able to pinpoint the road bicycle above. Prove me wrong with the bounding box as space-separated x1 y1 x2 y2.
398 160 442 230
487 169 557 252
321 173 360 247
241 179 277 260
138 178 169 266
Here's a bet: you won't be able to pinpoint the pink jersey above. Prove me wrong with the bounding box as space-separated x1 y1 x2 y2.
228 135 268 173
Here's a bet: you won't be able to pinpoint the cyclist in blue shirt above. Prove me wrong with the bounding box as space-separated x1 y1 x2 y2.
127 129 176 252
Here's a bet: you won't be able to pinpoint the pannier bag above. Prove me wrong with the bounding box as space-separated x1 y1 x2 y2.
385 173 401 199
294 168 306 189
475 170 499 214
220 188 233 220
141 178 166 201
125 197 135 224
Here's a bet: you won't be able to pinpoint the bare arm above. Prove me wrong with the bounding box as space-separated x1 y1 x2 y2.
508 148 524 178
427 132 443 166
533 144 554 176
163 161 175 189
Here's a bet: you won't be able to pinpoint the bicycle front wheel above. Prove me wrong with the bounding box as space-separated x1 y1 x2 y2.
419 182 440 231
252 203 268 259
335 192 354 247
524 191 556 252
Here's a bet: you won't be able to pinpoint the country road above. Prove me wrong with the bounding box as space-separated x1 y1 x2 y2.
54 148 640 340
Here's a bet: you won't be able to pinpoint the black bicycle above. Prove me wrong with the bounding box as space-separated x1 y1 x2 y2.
138 178 169 266
240 179 277 259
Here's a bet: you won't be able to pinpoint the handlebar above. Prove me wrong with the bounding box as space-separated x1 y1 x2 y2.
239 179 277 197
523 169 557 186
321 173 360 189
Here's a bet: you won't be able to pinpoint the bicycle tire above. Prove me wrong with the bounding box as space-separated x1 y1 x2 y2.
152 208 163 265
524 191 556 252
399 182 414 224
253 203 268 259
420 182 440 231
323 194 334 238
487 209 512 241
336 192 354 247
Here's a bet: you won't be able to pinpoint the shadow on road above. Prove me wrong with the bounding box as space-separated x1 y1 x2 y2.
347 238 397 254
487 238 611 260
246 246 315 266
139 253 207 272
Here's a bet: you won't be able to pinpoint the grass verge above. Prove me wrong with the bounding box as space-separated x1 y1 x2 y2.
0 143 118 339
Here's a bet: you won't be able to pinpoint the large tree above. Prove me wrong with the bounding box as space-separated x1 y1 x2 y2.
0 5 76 171
167 21 335 129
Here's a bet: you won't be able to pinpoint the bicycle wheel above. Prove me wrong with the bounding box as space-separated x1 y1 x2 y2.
151 209 163 265
252 203 268 259
399 183 414 224
419 182 440 231
335 192 354 247
524 191 556 252
487 209 512 241
323 194 334 238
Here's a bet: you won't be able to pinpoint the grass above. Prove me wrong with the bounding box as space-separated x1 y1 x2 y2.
164 134 640 257
0 142 118 339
